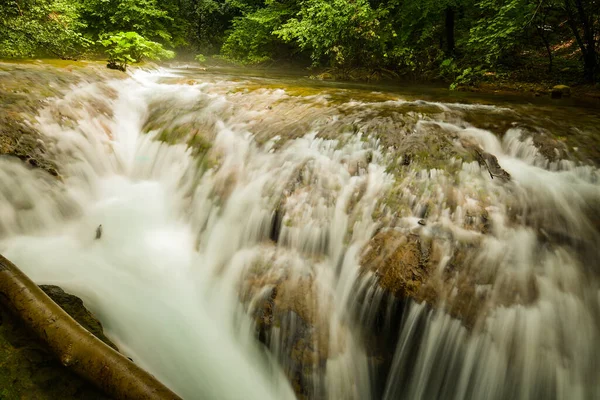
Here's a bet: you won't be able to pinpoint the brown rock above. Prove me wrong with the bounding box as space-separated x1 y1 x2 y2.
360 230 430 300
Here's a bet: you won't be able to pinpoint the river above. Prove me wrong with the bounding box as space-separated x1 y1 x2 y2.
1 64 599 399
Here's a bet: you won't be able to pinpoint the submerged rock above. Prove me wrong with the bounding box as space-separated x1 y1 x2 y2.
239 246 348 399
0 286 114 399
244 275 334 399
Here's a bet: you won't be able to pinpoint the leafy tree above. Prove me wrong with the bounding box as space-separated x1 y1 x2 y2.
170 0 265 55
561 0 599 82
0 0 90 59
468 0 536 65
0 0 597 83
222 1 297 64
100 31 175 70
274 0 385 68
79 0 181 45
184 0 236 54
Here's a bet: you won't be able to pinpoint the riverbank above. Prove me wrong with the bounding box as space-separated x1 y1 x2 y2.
456 80 600 101
189 56 600 103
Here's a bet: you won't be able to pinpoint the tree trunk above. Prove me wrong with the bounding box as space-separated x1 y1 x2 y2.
537 26 553 72
445 7 456 56
574 0 597 82
564 0 598 82
0 254 182 400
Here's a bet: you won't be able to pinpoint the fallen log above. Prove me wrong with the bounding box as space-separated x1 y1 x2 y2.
0 254 182 400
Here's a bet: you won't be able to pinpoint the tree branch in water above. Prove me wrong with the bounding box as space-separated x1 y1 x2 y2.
0 253 182 400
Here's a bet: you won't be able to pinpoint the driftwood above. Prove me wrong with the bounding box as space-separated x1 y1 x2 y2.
0 254 182 400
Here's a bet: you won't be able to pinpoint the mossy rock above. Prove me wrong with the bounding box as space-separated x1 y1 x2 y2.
551 84 571 99
0 60 128 177
0 114 59 177
360 230 431 300
239 249 340 399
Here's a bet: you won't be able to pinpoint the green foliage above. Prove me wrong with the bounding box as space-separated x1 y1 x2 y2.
195 54 207 62
468 0 534 65
100 31 174 69
79 0 180 45
439 58 460 80
0 0 597 82
0 0 91 59
387 47 417 71
449 66 484 89
222 11 278 63
179 0 237 54
221 1 296 64
275 0 385 68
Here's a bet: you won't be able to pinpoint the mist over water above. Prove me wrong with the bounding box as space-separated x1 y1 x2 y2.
1 67 598 399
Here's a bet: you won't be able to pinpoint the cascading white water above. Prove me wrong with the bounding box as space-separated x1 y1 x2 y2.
0 66 599 400
0 71 296 400
379 122 600 400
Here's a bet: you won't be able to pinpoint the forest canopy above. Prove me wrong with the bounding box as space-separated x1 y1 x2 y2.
0 0 598 83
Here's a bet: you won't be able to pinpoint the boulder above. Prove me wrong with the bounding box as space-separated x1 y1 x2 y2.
360 230 431 300
316 72 334 81
551 85 571 99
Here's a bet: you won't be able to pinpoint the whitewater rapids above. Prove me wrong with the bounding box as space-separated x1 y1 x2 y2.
0 67 598 399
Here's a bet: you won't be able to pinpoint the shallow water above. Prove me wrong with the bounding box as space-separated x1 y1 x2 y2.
0 65 599 399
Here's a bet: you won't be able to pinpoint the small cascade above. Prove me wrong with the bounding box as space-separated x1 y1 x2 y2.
0 66 598 399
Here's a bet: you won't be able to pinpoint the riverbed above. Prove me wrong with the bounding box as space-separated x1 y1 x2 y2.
1 61 599 399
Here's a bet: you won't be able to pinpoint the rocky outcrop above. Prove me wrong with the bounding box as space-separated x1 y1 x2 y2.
0 61 124 177
475 149 511 181
360 230 431 300
0 112 59 176
242 270 334 399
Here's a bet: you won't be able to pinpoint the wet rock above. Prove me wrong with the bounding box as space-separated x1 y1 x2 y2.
551 85 571 99
240 249 343 399
246 280 331 399
0 113 59 177
464 208 491 234
530 132 569 162
359 228 497 330
0 61 125 177
459 141 511 181
0 286 114 399
360 230 431 300
478 151 511 181
106 61 126 72
39 285 118 351
315 72 334 81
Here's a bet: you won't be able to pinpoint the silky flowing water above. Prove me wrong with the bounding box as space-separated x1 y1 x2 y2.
0 66 599 399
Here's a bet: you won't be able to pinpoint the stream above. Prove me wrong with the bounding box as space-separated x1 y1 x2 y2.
1 65 599 399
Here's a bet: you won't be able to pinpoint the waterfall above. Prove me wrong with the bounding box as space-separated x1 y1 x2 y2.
0 67 598 399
